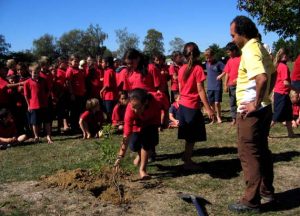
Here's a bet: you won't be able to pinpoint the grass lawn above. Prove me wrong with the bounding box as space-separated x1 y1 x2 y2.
0 92 299 215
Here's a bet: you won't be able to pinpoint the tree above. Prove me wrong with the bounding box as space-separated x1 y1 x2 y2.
169 37 185 54
57 25 108 59
115 28 139 58
32 34 58 62
81 24 108 57
143 29 164 56
208 43 227 61
237 0 300 39
0 34 11 56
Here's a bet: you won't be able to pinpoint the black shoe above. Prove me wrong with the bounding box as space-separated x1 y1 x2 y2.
228 202 260 213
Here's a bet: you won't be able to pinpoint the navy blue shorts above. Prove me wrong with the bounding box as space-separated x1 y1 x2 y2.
129 126 159 152
207 90 222 103
103 100 117 115
272 92 293 122
28 108 51 125
178 105 206 143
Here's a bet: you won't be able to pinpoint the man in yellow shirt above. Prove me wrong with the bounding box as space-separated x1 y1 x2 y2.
228 16 276 213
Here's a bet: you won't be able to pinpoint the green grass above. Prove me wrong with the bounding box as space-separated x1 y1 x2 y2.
0 92 299 215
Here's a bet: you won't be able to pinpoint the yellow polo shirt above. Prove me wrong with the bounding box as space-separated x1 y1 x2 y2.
236 38 275 112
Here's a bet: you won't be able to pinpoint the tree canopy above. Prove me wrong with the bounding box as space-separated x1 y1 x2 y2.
115 28 139 59
0 35 11 56
143 29 164 56
33 34 58 62
237 0 300 38
169 37 185 54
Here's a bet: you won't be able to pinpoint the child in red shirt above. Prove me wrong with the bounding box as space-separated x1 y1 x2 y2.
79 98 104 139
100 57 118 123
0 108 27 150
123 49 161 92
271 48 296 137
114 88 169 180
290 90 300 128
24 63 53 143
66 55 86 132
169 51 183 103
112 91 129 133
178 42 214 169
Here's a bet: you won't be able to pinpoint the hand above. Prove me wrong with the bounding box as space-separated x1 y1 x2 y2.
240 101 259 118
216 75 222 80
206 108 215 120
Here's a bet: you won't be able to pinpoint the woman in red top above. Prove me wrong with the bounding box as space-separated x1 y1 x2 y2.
271 48 297 137
178 42 214 170
114 88 169 180
123 49 161 93
100 57 118 123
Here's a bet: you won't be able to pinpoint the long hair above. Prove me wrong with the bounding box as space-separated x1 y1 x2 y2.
273 48 286 68
231 16 258 40
182 42 200 81
123 48 148 77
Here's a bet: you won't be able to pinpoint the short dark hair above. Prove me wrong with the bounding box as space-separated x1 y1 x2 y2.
129 88 150 104
225 42 239 52
231 16 258 39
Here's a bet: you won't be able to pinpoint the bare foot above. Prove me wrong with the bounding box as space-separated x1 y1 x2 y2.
34 137 40 143
139 170 151 180
133 155 140 166
47 136 53 144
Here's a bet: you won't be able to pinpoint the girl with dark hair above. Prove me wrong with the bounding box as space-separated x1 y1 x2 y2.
123 48 161 92
100 57 118 123
169 51 183 103
178 42 214 169
114 88 169 180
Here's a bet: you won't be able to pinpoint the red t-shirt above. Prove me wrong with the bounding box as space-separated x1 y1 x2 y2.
178 64 206 109
291 55 300 81
39 71 53 93
292 103 300 116
147 63 162 90
80 110 104 126
66 66 86 96
169 64 180 91
123 92 169 137
0 77 9 106
116 67 127 91
7 69 16 76
102 68 118 100
24 78 49 109
123 69 160 92
274 62 291 95
86 68 102 99
56 68 67 91
112 104 127 126
223 56 240 86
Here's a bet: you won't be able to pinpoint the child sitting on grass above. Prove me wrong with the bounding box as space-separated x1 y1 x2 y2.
290 90 300 128
79 98 104 139
168 93 180 128
112 91 128 133
0 108 27 150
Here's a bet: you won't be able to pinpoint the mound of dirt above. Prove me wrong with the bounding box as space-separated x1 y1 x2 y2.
40 167 132 205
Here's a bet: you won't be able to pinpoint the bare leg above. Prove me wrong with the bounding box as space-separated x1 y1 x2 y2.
215 102 222 123
45 123 53 144
286 121 296 137
210 103 216 123
139 148 150 179
32 124 40 142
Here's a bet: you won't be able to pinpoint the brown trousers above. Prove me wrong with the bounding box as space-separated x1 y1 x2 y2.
237 105 274 207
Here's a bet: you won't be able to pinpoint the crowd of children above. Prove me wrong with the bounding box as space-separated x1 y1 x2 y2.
1 46 300 177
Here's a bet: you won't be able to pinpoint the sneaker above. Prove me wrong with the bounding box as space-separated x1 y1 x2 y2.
261 195 275 204
228 202 260 213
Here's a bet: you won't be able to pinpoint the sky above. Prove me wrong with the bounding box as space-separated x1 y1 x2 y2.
0 0 280 54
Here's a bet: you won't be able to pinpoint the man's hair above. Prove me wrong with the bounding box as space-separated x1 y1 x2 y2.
231 16 259 39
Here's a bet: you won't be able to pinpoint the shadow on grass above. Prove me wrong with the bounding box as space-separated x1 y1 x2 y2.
155 147 237 162
261 188 300 213
153 150 300 180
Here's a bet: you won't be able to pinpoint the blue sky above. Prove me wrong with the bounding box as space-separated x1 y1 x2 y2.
0 0 279 54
